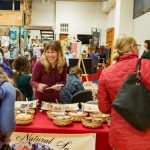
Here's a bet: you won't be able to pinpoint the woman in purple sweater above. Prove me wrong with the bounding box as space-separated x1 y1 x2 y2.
30 41 67 104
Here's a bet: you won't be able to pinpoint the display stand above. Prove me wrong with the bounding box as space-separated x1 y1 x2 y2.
77 54 97 101
77 54 89 82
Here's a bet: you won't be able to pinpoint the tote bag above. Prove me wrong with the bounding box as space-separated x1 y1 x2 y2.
112 58 150 131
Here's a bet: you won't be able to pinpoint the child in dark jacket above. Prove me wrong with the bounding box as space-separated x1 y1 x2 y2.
12 56 33 101
60 66 84 103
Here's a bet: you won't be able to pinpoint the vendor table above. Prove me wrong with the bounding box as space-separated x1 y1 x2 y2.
15 111 112 150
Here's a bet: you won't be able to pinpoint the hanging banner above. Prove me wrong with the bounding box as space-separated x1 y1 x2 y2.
10 132 96 150
9 26 20 58
20 27 27 49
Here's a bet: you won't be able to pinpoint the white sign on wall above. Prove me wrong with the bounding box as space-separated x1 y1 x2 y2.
10 132 96 150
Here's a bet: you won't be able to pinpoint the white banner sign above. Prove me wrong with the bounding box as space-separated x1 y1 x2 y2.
10 132 96 150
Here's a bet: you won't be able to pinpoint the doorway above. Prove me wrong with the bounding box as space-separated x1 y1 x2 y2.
59 34 68 40
106 27 115 65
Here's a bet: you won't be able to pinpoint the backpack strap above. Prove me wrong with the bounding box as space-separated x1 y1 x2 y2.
134 58 142 80
0 78 6 86
0 78 7 102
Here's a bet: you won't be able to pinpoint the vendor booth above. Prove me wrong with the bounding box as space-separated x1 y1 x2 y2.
12 111 112 150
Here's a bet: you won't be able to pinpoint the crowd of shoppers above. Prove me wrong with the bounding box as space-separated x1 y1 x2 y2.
1 35 150 150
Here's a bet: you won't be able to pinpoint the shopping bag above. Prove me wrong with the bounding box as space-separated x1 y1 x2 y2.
112 58 150 131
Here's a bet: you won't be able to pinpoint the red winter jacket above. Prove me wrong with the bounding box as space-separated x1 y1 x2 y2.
98 54 150 150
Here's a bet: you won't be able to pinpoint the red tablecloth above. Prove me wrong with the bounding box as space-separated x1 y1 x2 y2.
15 112 112 150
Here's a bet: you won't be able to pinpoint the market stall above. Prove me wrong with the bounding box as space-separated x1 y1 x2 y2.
13 111 112 150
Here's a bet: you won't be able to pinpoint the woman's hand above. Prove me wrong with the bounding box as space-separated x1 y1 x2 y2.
50 84 64 91
37 83 47 93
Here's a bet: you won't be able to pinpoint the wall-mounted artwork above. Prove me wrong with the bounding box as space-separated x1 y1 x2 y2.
92 32 100 47
0 26 9 36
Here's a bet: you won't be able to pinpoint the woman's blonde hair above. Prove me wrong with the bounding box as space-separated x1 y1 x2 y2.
41 40 66 74
0 69 14 85
112 34 136 61
70 66 83 75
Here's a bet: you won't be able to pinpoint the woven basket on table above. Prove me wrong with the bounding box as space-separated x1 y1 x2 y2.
16 114 33 125
15 109 35 116
82 117 102 128
89 113 110 123
47 111 67 120
16 119 33 125
47 112 54 120
68 112 88 122
53 116 73 126
89 112 101 118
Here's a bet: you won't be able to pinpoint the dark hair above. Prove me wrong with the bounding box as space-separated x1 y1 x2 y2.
144 40 150 49
32 55 37 61
70 66 83 75
13 56 30 73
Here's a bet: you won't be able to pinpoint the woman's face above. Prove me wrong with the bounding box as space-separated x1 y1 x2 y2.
45 48 58 65
144 42 148 49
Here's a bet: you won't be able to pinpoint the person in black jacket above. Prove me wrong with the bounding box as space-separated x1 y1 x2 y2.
141 40 150 59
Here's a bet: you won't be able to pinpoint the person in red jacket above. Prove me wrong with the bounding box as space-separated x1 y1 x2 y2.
98 34 150 150
30 40 67 104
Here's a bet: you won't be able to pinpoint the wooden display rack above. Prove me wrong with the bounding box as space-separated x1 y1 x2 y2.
77 54 89 82
77 54 98 101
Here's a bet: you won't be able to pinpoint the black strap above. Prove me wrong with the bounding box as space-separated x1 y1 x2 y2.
0 78 6 86
0 78 7 104
134 58 142 80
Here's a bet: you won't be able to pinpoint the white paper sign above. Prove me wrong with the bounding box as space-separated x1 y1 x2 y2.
10 132 96 150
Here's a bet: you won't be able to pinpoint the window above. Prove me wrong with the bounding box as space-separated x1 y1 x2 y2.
60 23 69 33
0 0 20 10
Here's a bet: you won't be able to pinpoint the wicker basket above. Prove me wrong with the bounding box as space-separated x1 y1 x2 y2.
47 112 54 120
68 112 88 122
89 113 110 123
53 116 73 126
47 111 66 120
82 117 102 128
16 119 33 125
16 114 33 125
89 113 101 118
15 109 35 115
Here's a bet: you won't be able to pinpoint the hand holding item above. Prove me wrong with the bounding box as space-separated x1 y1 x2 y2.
45 84 64 91
37 83 47 93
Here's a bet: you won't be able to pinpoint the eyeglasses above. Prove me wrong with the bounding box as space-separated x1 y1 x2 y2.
134 44 141 50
